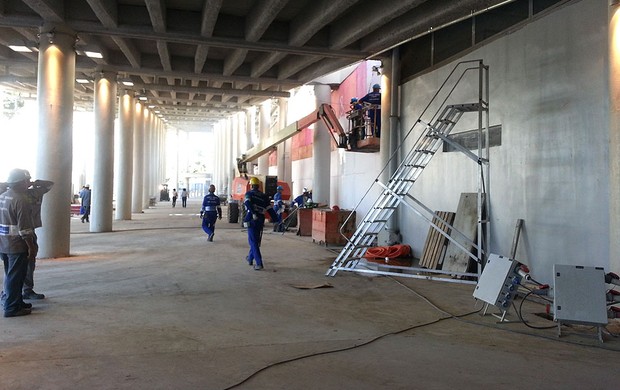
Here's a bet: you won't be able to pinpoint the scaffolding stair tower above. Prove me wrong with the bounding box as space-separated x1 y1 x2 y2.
326 60 490 283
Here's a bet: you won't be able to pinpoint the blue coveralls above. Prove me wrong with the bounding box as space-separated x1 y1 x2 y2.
359 91 381 137
201 192 221 239
273 191 284 232
244 188 270 268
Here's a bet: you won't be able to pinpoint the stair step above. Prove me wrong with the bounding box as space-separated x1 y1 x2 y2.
449 103 482 112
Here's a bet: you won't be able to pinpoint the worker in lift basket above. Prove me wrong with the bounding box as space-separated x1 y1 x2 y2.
359 84 381 137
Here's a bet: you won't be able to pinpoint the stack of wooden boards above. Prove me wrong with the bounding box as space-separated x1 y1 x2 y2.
419 193 483 273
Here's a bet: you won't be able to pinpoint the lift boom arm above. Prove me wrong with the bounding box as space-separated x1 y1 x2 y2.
238 104 347 165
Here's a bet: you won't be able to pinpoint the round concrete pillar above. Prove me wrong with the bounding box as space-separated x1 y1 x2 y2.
116 91 134 220
132 102 145 213
91 70 117 232
35 24 77 258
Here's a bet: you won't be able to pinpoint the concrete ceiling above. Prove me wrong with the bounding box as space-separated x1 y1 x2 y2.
0 0 512 130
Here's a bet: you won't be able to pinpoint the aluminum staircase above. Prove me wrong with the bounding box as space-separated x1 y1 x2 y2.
326 60 490 281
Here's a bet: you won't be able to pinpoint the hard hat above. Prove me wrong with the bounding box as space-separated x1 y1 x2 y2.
276 185 283 191
303 187 308 192
350 97 358 103
249 177 260 186
85 184 90 188
372 83 381 90
6 168 31 184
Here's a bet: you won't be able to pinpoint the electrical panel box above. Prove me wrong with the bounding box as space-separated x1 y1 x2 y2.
553 264 607 326
473 254 521 310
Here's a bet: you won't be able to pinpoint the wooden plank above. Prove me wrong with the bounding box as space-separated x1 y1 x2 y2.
432 212 455 269
420 211 455 269
442 193 484 273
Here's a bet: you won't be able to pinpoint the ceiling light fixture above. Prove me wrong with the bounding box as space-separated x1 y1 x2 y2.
9 45 33 53
84 51 103 59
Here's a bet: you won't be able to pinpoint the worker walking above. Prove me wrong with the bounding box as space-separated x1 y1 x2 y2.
244 177 270 270
200 184 222 242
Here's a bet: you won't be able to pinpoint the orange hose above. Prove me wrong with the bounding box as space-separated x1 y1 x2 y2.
364 244 411 259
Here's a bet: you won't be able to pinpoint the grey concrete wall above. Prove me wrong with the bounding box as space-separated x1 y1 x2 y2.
397 0 609 283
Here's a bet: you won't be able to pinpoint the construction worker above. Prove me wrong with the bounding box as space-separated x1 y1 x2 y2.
294 187 311 208
0 169 37 317
348 97 364 145
359 83 381 137
273 185 285 232
200 184 222 242
244 177 270 270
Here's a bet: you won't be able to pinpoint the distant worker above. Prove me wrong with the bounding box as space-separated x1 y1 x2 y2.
293 188 312 209
243 177 270 270
359 83 381 137
172 188 178 208
79 184 91 223
0 169 37 317
200 185 222 242
272 185 285 232
181 188 188 208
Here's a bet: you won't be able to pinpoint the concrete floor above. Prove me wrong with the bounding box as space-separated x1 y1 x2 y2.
1 199 619 389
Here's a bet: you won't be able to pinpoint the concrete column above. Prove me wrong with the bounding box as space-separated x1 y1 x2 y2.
610 4 620 273
142 109 152 208
225 117 233 194
132 102 145 213
257 101 270 175
246 108 254 151
116 91 134 220
277 98 291 183
313 84 331 206
91 70 117 232
379 49 401 245
35 24 76 258
173 129 179 191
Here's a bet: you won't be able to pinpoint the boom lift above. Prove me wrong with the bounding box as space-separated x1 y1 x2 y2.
238 104 379 167
230 103 379 224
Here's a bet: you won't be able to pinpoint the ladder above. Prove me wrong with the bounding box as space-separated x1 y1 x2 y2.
326 60 490 279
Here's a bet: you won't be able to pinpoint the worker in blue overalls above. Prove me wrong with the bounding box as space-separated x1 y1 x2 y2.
200 184 222 242
272 185 285 232
359 83 381 137
244 177 271 270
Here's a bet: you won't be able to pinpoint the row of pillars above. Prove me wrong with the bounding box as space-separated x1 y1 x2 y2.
34 24 165 258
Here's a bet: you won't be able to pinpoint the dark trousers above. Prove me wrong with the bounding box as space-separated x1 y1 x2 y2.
201 212 218 236
81 205 91 222
246 220 264 267
1 252 29 314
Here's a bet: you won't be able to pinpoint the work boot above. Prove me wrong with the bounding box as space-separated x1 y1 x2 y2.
23 291 45 300
208 233 214 242
4 307 31 317
253 264 263 271
246 256 253 266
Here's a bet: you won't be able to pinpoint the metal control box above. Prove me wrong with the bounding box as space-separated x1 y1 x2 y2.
553 264 607 326
473 254 521 310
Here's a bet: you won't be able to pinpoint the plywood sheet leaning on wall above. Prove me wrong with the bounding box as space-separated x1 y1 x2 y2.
442 193 485 273
419 211 456 269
